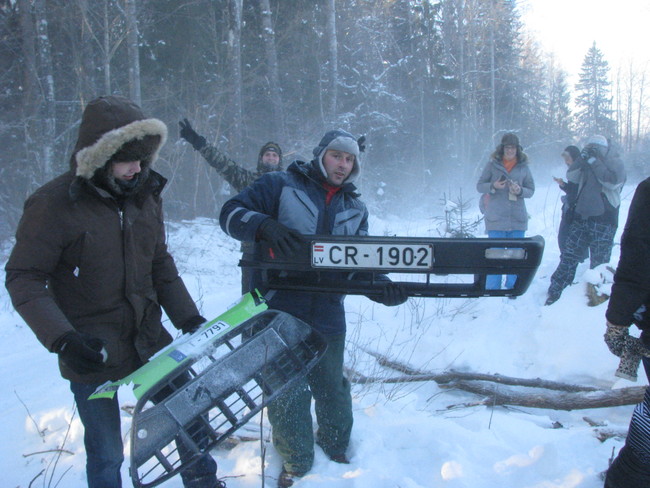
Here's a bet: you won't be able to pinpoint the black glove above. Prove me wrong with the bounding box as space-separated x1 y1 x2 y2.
604 322 629 357
371 283 408 307
580 147 597 164
54 331 107 375
257 219 304 257
181 315 207 335
179 118 207 151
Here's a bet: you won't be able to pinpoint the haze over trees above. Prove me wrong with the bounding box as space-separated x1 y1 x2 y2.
1 0 649 239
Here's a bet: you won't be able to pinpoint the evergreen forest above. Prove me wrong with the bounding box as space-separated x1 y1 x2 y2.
1 0 648 238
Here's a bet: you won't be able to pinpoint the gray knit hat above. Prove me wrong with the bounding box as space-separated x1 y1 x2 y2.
312 129 365 183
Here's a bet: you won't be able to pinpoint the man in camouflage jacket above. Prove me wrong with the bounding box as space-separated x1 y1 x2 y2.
179 118 282 293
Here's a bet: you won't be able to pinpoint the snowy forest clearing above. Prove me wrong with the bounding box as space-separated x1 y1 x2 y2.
0 181 645 488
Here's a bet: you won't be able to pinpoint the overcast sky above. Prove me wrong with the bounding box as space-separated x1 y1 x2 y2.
520 0 650 83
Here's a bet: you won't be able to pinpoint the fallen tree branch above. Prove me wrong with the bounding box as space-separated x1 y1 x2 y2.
442 381 645 410
355 351 599 391
348 369 600 392
349 350 647 410
22 448 74 458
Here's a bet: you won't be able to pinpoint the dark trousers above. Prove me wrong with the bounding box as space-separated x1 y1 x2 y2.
558 213 589 262
548 218 616 299
71 381 218 488
267 333 353 475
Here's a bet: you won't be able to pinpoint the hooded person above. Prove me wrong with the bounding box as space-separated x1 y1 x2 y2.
5 95 222 488
219 128 405 487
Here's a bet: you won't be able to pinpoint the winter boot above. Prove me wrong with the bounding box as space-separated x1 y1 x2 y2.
329 453 350 464
277 468 305 488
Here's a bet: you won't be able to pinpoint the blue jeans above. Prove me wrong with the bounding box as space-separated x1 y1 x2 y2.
71 381 218 488
486 230 525 290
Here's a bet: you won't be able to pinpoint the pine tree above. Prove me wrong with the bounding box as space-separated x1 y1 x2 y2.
545 60 574 146
574 42 616 138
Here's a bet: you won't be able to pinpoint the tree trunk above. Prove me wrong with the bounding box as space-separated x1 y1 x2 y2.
102 1 112 94
325 0 337 122
227 0 243 152
350 351 647 411
125 0 141 105
259 0 285 141
74 0 98 103
18 0 39 168
636 70 646 148
33 0 56 180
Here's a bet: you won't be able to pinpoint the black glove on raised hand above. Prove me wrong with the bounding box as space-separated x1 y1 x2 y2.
181 315 207 335
371 283 408 307
54 331 107 375
179 118 207 151
257 219 304 257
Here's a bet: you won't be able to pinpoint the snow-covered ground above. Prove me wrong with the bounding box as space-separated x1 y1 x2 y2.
1 175 645 488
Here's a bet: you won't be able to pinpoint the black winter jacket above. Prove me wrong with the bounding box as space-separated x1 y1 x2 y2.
5 96 200 383
606 177 650 332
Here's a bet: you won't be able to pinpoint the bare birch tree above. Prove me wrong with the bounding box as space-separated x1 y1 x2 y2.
227 0 243 151
259 0 285 140
125 0 141 104
325 0 337 122
33 0 56 180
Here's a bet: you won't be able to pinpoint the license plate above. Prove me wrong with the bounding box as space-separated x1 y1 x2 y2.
311 241 434 270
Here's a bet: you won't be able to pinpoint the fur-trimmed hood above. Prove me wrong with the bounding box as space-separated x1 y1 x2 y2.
71 95 167 180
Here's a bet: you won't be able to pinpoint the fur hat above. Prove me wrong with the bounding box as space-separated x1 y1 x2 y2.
73 96 167 180
500 132 520 148
312 129 364 183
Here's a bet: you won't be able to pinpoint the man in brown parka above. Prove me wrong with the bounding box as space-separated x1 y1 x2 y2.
5 96 222 488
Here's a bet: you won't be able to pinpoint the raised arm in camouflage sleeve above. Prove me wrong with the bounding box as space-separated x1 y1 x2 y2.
197 144 257 193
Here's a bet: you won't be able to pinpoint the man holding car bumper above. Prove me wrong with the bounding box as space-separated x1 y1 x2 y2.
219 129 406 487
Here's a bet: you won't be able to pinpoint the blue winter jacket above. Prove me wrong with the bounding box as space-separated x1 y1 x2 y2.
220 160 369 335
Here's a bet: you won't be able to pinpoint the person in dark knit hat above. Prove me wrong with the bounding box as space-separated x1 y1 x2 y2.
179 118 283 294
6 96 223 488
476 132 535 292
